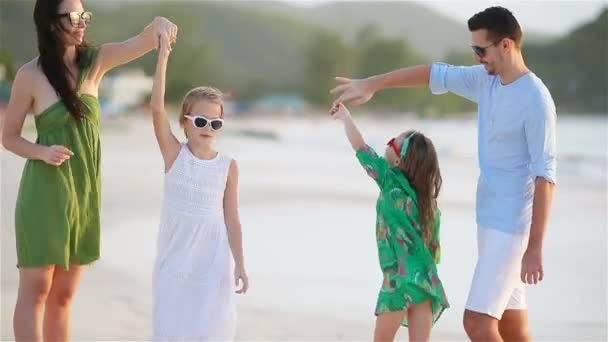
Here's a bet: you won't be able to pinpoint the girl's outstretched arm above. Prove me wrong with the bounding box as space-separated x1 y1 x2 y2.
150 33 180 172
329 103 365 151
331 103 391 189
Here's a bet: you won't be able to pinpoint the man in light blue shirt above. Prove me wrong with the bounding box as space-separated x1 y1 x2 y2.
331 6 556 342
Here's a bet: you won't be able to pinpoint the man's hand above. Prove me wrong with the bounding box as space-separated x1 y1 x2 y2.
521 246 544 284
330 77 376 107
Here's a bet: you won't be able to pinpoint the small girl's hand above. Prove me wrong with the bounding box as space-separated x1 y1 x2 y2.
234 265 249 294
157 32 172 59
329 102 351 121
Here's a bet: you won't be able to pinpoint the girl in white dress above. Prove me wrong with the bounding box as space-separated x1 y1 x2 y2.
149 33 249 341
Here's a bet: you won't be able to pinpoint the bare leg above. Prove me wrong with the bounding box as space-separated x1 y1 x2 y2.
499 309 530 342
14 266 55 342
43 264 84 342
407 301 433 342
373 310 407 342
463 309 503 342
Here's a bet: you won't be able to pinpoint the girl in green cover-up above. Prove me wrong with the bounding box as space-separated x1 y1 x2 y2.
330 102 449 342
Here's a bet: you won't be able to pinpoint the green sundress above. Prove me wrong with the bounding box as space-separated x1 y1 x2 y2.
15 46 101 270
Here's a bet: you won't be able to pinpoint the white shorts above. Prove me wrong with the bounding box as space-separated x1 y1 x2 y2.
465 226 529 320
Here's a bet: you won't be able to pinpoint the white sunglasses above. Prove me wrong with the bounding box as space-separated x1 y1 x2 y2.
184 115 224 131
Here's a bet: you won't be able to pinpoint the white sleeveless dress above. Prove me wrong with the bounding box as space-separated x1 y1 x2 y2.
153 144 236 341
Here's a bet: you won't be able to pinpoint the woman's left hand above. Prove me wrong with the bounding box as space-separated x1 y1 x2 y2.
152 17 178 47
234 265 249 294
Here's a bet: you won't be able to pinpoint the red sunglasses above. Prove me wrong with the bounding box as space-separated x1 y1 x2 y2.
387 137 400 156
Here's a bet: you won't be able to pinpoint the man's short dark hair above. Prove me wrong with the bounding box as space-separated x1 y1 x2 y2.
468 6 523 48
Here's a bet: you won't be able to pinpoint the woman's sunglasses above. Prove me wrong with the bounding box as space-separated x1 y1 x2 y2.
56 11 92 27
184 115 224 131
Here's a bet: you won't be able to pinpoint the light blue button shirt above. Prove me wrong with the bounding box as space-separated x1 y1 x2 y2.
429 63 557 234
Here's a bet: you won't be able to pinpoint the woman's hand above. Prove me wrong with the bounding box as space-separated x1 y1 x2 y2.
40 145 73 166
152 17 178 48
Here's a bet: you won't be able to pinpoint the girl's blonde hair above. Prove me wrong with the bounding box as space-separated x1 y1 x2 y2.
178 86 225 127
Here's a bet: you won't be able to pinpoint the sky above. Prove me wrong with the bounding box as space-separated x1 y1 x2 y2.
284 0 608 35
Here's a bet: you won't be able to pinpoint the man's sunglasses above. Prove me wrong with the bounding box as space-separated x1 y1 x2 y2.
56 11 92 27
184 115 224 131
471 40 499 58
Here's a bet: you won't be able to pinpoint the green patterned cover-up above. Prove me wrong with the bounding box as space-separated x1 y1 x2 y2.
356 144 449 326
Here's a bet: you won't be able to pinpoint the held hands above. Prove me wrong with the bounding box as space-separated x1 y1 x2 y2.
152 17 178 49
157 32 172 59
41 145 73 167
330 77 375 107
234 265 249 295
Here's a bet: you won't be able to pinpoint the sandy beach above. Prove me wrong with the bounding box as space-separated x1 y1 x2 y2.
1 114 606 341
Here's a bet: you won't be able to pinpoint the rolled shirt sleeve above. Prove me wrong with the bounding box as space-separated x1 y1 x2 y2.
429 63 487 103
524 98 557 184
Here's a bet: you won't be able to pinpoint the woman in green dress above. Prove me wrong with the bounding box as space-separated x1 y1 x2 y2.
2 1 177 340
329 102 450 342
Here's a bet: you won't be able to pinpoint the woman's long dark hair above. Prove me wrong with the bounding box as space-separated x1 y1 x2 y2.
34 0 88 120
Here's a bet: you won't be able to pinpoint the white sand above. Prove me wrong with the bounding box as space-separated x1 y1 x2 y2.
1 115 606 341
